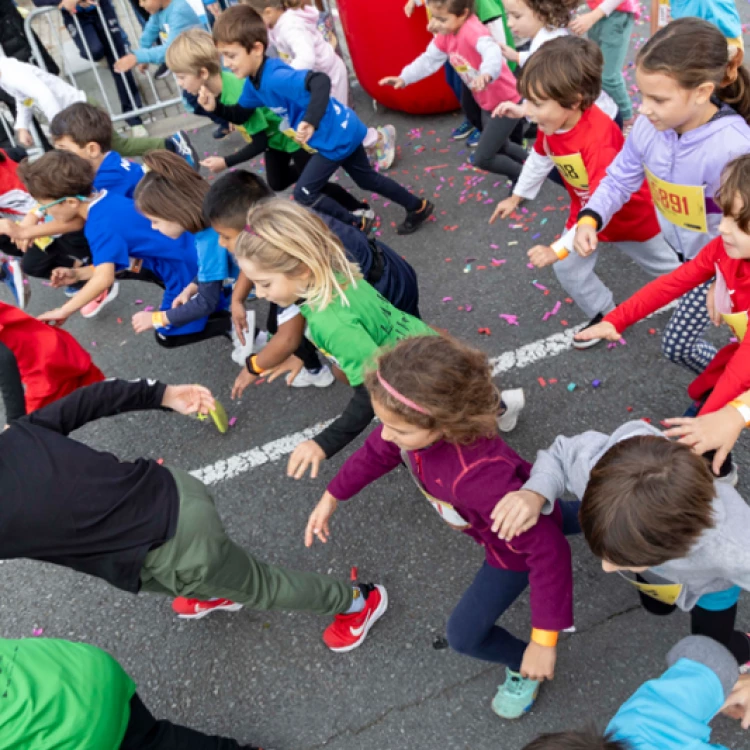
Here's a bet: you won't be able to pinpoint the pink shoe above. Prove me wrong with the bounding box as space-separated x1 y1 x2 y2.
80 282 119 318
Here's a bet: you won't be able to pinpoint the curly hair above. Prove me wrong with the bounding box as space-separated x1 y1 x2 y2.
364 334 501 445
521 0 577 29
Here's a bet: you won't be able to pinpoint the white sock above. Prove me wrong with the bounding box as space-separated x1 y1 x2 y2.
344 586 365 614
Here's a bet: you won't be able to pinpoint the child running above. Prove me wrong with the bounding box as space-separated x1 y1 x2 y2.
381 0 529 182
574 18 750 373
490 37 678 346
208 5 433 234
306 335 576 718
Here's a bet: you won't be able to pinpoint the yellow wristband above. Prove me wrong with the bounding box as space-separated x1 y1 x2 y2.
728 399 750 427
530 628 559 647
152 311 168 328
247 355 265 376
577 216 599 229
551 240 569 260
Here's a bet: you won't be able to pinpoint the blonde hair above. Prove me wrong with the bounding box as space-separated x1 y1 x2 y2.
166 28 221 77
234 199 362 310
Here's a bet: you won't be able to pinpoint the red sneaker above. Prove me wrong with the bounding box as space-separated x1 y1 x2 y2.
323 584 388 653
171 597 243 619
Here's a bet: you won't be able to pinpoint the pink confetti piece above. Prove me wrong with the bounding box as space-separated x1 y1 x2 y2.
491 258 506 266
442 296 453 302
465 304 473 312
526 263 534 269
32 628 43 636
135 299 143 304
228 417 237 427
499 314 519 325
144 306 154 312
533 282 548 291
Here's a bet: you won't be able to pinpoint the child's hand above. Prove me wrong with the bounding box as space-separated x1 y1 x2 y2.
114 54 138 73
137 63 149 74
295 121 315 145
172 283 197 308
264 354 305 386
489 195 522 223
573 224 598 256
528 245 558 268
16 129 33 147
58 0 80 12
663 404 745 475
200 156 227 174
206 1 221 16
0 219 19 239
491 101 524 119
569 11 598 35
379 76 406 89
231 367 256 400
500 44 520 63
305 490 339 546
521 641 557 681
470 73 492 92
706 280 721 326
49 267 78 288
132 310 155 333
404 0 418 16
197 85 217 112
722 674 750 729
231 302 249 346
37 308 69 325
161 384 216 416
574 320 620 344
490 489 546 540
287 439 326 479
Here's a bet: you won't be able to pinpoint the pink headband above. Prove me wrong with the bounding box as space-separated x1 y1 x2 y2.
244 224 258 237
377 370 430 415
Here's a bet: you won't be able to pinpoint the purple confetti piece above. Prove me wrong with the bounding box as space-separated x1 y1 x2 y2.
228 417 237 427
135 299 143 304
526 263 535 269
442 296 453 302
499 314 519 325
465 304 473 312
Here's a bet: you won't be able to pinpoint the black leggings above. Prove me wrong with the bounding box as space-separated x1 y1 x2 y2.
154 310 232 349
267 302 322 372
120 693 258 750
0 232 90 279
637 577 750 663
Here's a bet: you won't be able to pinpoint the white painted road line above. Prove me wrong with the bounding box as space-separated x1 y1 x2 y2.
192 303 678 485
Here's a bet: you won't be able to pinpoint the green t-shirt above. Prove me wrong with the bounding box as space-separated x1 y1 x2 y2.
300 279 434 387
220 71 298 154
0 638 136 750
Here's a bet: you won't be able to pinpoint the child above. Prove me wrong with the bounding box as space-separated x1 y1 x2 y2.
50 102 145 199
494 423 750 668
233 198 434 479
209 5 433 235
131 150 242 351
649 0 743 49
0 301 104 422
0 55 197 163
574 18 750 374
0 636 263 749
306 335 576 718
245 0 397 170
521 635 742 750
570 0 641 130
490 37 678 346
381 0 529 182
19 151 201 326
0 377 387 646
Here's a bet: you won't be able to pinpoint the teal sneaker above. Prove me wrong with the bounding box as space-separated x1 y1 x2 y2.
491 668 540 719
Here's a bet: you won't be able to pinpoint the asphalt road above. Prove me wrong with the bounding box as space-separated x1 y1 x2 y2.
2 13 750 750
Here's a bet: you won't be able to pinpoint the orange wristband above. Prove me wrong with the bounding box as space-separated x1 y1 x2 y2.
729 399 750 427
151 311 168 328
551 240 569 260
530 628 559 647
246 355 265 376
577 216 598 229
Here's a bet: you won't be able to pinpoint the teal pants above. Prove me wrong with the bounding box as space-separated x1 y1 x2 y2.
588 11 635 120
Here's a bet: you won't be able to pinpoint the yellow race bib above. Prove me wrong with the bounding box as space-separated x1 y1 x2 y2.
645 167 708 233
721 311 748 341
550 153 589 191
33 235 53 250
621 574 683 605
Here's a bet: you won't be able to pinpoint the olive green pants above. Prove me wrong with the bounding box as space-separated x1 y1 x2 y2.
86 96 166 157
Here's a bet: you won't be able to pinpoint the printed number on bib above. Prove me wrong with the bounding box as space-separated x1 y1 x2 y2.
644 168 707 233
621 574 683 606
550 153 589 191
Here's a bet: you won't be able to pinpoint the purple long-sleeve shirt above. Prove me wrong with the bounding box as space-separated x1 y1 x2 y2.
328 425 574 632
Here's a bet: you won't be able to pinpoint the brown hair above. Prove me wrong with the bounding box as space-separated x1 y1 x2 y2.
580 436 716 567
638 17 750 123
425 0 474 17
516 0 577 30
523 729 630 750
134 151 208 234
49 102 113 151
715 154 750 232
364 335 501 445
242 0 306 13
519 36 602 110
166 28 221 77
213 5 268 51
17 150 94 201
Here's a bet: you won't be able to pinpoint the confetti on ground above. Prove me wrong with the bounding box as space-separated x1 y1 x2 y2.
442 296 453 302
537 377 547 387
499 314 518 325
32 628 43 636
567 383 577 392
592 380 601 388
542 301 561 322
228 417 237 427
477 327 491 335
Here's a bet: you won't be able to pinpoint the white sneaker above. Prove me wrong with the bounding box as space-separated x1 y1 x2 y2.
498 388 525 432
289 365 335 388
231 310 256 365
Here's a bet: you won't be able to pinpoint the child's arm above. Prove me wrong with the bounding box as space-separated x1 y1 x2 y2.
132 280 223 333
296 71 331 143
9 67 64 132
283 17 318 72
474 35 504 90
0 341 25 423
650 0 659 35
723 674 750 729
231 272 253 344
3 214 85 241
38 263 115 324
133 14 164 65
698 337 750 415
382 41 448 89
205 131 270 172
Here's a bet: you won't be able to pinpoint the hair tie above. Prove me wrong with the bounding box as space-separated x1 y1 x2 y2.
376 370 430 415
244 224 258 237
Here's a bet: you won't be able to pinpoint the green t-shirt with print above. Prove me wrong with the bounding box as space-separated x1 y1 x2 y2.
0 638 136 749
220 71 298 154
300 279 434 387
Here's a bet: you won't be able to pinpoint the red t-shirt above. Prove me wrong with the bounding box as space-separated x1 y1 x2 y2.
534 105 660 242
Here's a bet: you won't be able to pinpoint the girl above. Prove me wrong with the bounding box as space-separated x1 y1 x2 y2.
233 198 434 479
305 335 578 719
381 0 529 182
574 18 750 372
246 0 398 171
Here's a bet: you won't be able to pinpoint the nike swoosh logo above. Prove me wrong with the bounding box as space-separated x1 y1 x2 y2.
350 611 372 638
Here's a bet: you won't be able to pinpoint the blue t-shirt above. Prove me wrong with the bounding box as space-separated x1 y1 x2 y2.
237 58 366 161
93 152 144 199
671 0 741 39
195 227 239 284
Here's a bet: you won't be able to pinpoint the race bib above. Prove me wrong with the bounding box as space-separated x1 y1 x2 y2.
550 153 589 191
419 489 470 530
645 167 708 233
239 128 253 144
34 235 53 250
621 574 683 605
721 311 748 341
657 0 671 28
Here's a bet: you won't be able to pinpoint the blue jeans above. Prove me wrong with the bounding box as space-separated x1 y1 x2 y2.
446 500 581 671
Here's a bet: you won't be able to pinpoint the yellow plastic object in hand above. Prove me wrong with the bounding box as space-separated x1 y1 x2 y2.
209 400 229 434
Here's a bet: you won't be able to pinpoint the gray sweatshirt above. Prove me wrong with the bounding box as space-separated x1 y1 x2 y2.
523 420 750 611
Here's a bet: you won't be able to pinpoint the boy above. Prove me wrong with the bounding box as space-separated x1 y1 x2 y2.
0 636 262 749
0 377 387 649
207 5 434 235
0 55 197 164
490 36 679 347
522 635 743 750
493 422 750 667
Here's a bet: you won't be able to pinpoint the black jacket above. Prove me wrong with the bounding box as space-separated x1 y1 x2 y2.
0 0 60 74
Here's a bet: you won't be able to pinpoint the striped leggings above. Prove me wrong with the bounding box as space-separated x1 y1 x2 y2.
661 281 716 375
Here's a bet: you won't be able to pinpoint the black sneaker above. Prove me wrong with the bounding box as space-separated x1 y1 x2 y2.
155 63 170 80
212 125 231 140
397 199 434 235
572 312 606 350
359 215 376 235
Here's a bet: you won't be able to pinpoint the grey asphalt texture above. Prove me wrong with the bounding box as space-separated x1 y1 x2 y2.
2 13 750 750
